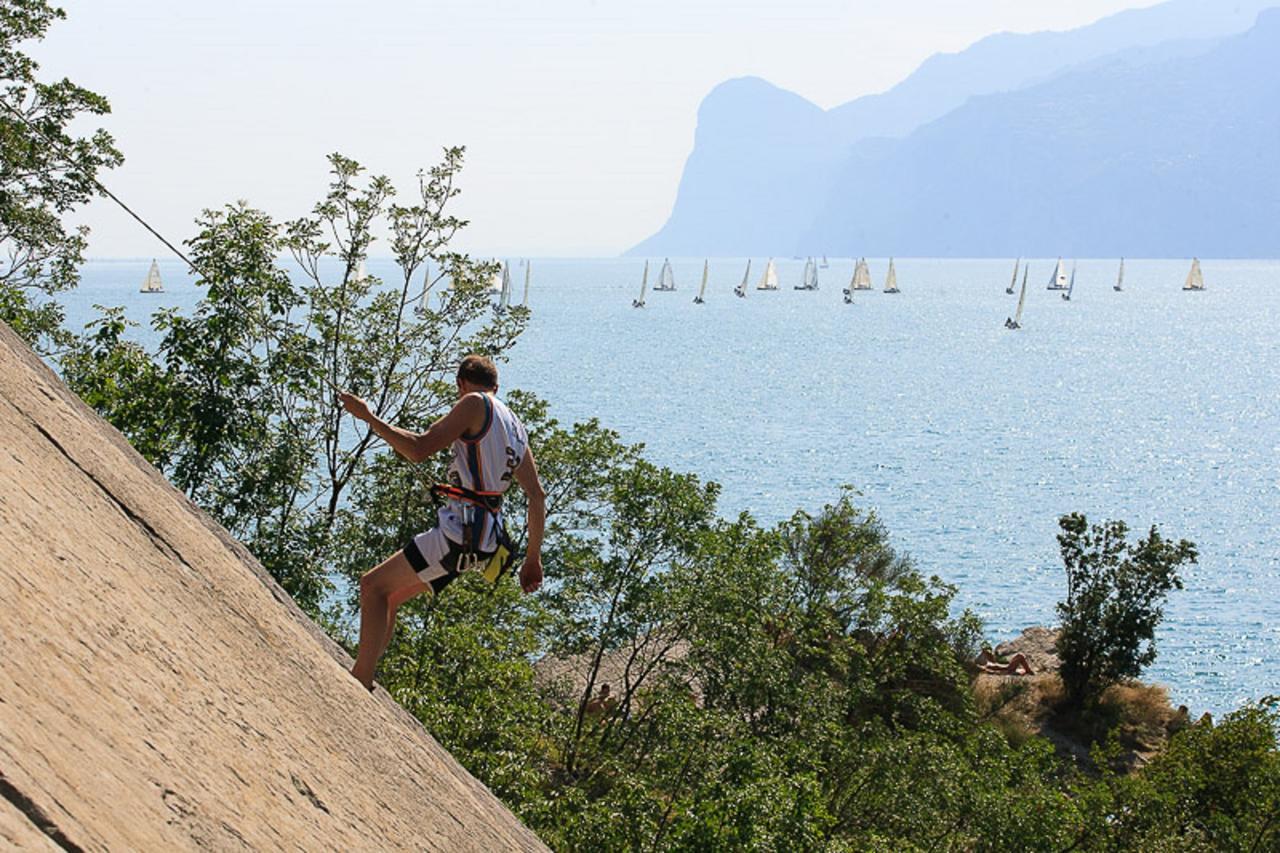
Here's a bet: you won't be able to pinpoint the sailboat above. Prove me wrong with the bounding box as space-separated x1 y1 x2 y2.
348 258 369 284
1046 258 1069 290
1062 261 1077 302
1183 258 1206 291
850 257 872 291
694 259 709 304
414 262 431 317
139 259 164 294
654 258 676 291
1006 259 1020 295
633 260 649 308
1006 264 1029 329
820 254 829 269
795 257 819 290
757 259 779 291
487 260 505 293
1114 258 1125 292
522 260 531 306
497 262 513 310
884 258 900 293
734 259 750 298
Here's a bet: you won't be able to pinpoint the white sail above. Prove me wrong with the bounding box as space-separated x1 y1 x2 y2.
654 258 676 291
350 258 369 284
487 260 504 292
1010 265 1029 328
1062 261 1077 301
884 258 899 293
757 259 778 290
734 259 750 298
694 259 709 303
1114 258 1125 292
139 259 164 293
498 261 512 308
1183 258 1205 291
415 261 431 316
820 254 829 268
852 258 872 290
634 260 649 307
1047 258 1068 290
1007 258 1020 294
522 260 531 306
796 257 819 290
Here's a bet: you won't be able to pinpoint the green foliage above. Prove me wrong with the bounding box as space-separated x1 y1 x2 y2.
1077 702 1280 850
63 151 526 612
1054 513 1197 709
0 0 123 353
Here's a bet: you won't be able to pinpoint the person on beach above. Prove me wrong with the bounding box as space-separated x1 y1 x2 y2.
337 354 546 690
976 648 1035 676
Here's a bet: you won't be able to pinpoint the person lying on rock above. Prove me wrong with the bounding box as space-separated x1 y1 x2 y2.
976 648 1035 676
337 354 546 691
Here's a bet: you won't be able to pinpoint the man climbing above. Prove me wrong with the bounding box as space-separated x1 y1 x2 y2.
337 354 545 690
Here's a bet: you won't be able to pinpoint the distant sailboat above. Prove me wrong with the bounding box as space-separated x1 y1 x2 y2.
1114 258 1125 292
654 258 676 291
633 260 649 308
757 259 779 291
694 259 709 304
1183 258 1206 291
1006 264 1029 329
820 254 829 269
850 257 872 291
139 259 164 294
884 258 900 293
1062 261 1077 302
795 257 819 290
734 259 750 298
1047 258 1069 290
497 262 513 309
414 262 431 317
487 260 504 293
1006 258 1020 295
522 260 531 306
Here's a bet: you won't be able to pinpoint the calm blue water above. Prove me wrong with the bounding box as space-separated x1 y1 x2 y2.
65 257 1280 715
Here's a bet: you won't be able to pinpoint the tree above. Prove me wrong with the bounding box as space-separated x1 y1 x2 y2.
1054 513 1197 709
1 0 123 353
63 151 526 612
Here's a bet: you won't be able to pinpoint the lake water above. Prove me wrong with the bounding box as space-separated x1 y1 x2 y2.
65 257 1280 715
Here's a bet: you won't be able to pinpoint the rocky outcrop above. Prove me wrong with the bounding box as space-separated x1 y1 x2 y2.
0 321 546 851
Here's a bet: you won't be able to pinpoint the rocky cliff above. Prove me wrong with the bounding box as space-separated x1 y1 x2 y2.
0 320 546 851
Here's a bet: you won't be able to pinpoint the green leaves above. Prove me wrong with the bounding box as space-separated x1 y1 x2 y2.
1 0 124 354
1055 513 1197 709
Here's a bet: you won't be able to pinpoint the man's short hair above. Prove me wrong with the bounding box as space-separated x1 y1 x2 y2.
457 354 498 389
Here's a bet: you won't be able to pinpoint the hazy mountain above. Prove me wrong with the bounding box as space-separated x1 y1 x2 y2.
628 0 1280 257
800 9 1280 258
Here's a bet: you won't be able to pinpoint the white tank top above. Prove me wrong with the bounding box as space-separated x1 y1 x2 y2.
437 393 528 550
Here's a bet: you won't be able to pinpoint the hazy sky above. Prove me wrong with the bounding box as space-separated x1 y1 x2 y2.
34 0 1159 257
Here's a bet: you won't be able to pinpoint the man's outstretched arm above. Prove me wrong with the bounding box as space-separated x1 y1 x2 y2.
514 447 546 593
338 391 485 463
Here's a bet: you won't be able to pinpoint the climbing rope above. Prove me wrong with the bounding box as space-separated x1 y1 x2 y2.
0 96 201 275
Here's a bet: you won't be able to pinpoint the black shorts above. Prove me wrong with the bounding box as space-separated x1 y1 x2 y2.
402 529 494 596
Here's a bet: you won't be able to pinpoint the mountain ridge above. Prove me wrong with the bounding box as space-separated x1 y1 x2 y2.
629 0 1280 258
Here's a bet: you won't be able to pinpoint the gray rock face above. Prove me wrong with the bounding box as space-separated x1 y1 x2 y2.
0 321 547 851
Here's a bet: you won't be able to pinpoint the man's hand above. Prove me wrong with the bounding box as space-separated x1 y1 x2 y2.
519 553 543 594
338 391 373 422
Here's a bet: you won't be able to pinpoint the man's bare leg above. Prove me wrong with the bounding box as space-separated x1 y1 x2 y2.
351 551 423 690
369 578 429 684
